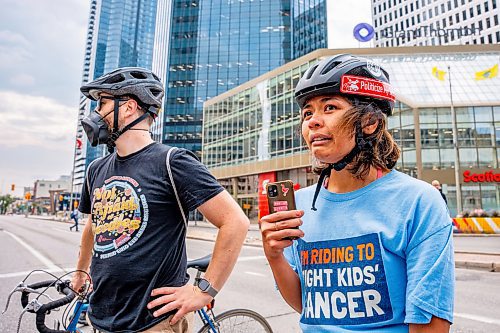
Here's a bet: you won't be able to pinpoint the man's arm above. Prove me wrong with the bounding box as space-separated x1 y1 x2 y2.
409 316 450 333
148 191 249 324
70 216 94 292
197 190 250 290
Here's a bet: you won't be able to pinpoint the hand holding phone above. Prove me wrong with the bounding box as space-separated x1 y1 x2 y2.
266 180 299 240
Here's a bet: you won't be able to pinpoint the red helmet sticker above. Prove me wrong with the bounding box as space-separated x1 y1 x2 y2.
340 75 395 102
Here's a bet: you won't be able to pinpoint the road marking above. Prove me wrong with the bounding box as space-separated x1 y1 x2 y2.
244 271 266 277
52 227 80 234
454 312 500 326
238 255 266 262
2 230 60 271
0 267 75 279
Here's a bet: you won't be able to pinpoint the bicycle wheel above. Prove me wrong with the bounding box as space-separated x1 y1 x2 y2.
199 309 273 333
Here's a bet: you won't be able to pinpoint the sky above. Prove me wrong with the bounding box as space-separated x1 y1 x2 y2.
0 0 372 197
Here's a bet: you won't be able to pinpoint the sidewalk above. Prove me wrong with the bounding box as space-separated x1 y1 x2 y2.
26 215 500 272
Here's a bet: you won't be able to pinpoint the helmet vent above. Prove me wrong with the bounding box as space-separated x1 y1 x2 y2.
320 61 342 75
150 88 163 97
103 74 125 84
305 64 319 79
130 71 148 79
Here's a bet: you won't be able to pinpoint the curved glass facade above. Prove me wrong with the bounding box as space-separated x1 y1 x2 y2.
203 46 500 219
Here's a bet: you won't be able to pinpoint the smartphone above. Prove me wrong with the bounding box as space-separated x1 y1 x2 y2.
266 180 298 240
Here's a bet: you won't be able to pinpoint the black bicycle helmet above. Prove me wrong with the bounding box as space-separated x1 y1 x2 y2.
80 67 164 115
294 54 395 115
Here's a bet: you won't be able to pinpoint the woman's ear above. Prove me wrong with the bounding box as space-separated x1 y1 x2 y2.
362 115 379 135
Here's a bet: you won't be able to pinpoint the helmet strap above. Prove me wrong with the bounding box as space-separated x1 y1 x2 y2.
107 111 152 153
310 122 372 211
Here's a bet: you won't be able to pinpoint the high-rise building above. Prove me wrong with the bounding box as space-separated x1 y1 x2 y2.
372 0 500 47
153 0 331 156
72 0 159 195
74 0 332 192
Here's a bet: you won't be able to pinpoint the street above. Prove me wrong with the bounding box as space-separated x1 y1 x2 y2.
0 215 499 333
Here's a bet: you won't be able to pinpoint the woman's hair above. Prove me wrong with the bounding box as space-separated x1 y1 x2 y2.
303 95 401 180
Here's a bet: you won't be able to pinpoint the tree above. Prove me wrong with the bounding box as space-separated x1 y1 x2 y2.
0 194 16 214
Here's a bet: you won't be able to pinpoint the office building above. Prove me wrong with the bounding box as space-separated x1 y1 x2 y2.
372 0 500 47
202 45 500 218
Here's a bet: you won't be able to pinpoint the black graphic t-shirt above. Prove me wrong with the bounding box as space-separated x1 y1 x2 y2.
79 143 224 333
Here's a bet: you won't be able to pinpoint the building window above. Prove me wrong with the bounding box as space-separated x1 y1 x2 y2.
485 1 489 11
477 4 481 14
486 17 491 28
463 10 467 20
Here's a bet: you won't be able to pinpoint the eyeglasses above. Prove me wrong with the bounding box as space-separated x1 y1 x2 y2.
96 96 129 112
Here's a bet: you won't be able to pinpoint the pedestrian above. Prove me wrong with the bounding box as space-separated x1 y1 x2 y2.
70 67 249 333
432 180 448 205
70 206 79 232
260 54 454 332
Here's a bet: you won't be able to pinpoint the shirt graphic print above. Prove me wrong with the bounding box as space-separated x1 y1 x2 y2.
91 175 147 260
297 233 393 326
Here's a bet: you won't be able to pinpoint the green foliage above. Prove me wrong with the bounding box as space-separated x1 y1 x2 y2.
0 194 16 214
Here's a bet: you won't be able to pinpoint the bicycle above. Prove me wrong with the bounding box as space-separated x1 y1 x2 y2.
188 254 273 333
2 255 273 333
2 270 92 333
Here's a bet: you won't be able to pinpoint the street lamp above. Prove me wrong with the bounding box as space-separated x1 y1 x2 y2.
448 65 462 215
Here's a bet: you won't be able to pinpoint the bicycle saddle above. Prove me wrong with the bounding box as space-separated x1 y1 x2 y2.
187 254 212 272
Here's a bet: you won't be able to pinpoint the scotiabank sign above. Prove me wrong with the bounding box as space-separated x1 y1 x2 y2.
463 170 500 183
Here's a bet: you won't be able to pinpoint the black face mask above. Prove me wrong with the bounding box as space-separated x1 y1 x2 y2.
81 110 111 147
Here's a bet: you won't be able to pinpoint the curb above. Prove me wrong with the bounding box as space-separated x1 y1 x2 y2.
455 261 499 272
454 233 500 237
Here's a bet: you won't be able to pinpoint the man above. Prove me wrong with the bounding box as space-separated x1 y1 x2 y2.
432 180 448 205
71 67 249 333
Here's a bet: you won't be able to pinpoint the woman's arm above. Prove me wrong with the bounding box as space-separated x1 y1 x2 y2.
409 316 450 333
260 210 305 313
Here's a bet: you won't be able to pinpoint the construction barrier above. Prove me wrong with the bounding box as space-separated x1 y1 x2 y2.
452 217 500 234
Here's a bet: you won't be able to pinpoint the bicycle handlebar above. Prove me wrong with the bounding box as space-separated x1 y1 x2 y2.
21 279 76 333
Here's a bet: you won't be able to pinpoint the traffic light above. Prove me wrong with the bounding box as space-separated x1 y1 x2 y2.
25 192 32 200
11 184 15 191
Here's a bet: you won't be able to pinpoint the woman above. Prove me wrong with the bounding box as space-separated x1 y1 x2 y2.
260 54 454 333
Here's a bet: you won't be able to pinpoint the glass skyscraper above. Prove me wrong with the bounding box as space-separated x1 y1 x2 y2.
72 0 159 194
157 0 328 157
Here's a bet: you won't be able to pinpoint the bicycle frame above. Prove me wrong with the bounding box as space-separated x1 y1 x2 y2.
66 300 89 333
192 267 219 333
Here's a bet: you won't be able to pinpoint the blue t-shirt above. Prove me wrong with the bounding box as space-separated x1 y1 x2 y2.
284 170 454 332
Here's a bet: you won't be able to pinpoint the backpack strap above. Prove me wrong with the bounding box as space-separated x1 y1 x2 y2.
166 147 188 229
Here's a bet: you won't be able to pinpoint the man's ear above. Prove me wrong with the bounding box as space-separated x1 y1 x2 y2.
124 99 140 117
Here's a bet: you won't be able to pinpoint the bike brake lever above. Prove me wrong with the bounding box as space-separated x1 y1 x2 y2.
2 282 26 314
16 299 42 333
